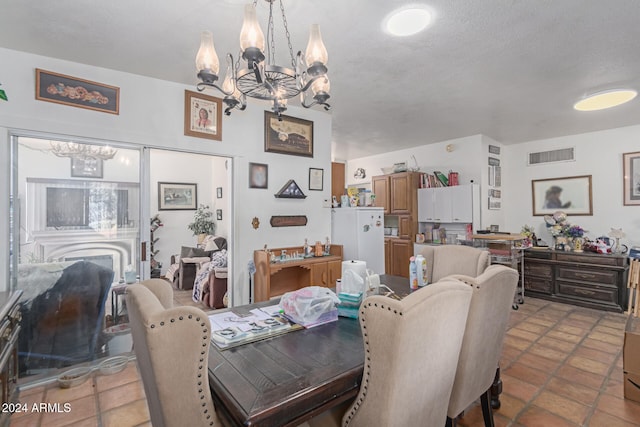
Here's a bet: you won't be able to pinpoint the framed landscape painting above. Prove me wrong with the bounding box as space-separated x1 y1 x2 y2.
531 175 593 216
158 182 197 210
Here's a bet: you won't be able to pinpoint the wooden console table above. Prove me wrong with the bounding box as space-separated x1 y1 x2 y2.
524 249 628 312
254 245 343 302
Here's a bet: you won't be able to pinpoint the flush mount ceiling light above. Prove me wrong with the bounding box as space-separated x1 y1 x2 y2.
573 89 637 111
383 5 433 36
195 0 330 118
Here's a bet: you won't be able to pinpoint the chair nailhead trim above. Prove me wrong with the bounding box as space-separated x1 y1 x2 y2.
170 318 175 322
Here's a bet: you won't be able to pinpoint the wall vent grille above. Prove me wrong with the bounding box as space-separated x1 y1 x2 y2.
528 147 575 165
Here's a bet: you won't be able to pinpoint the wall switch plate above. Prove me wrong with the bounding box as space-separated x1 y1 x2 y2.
323 199 331 208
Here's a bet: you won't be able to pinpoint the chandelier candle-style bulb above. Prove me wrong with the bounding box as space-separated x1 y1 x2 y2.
311 76 330 96
196 31 220 79
240 4 265 65
305 24 328 67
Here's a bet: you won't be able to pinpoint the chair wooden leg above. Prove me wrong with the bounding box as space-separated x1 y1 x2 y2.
490 366 502 409
481 388 495 427
445 416 455 427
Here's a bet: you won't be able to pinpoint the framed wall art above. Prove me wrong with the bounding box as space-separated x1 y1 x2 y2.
158 182 197 210
531 175 593 216
184 90 222 141
71 158 103 178
36 69 120 114
623 151 640 206
309 168 324 191
216 187 223 198
264 111 313 157
249 163 268 189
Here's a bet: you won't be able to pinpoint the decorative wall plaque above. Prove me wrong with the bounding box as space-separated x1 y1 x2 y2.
270 216 308 227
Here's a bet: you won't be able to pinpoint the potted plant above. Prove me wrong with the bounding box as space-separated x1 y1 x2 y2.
188 204 216 243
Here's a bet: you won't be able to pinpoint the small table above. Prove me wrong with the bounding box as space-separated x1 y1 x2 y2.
111 283 129 325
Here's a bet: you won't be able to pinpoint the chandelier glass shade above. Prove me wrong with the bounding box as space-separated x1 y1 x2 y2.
195 0 331 118
50 141 117 161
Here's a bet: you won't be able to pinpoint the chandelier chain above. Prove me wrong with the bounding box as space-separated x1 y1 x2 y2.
267 1 275 64
279 0 296 68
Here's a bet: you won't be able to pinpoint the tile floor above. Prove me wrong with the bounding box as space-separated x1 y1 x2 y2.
9 294 640 427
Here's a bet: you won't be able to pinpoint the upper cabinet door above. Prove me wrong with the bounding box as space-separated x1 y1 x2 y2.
432 187 453 222
418 188 434 222
372 175 390 214
450 185 473 223
390 173 411 214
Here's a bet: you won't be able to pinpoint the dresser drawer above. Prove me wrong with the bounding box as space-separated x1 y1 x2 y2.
524 276 552 294
556 281 618 305
524 262 553 279
555 253 623 267
557 267 618 285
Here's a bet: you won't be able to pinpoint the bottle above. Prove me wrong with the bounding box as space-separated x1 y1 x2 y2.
324 237 331 255
415 254 428 287
315 241 323 257
409 256 418 290
303 238 310 257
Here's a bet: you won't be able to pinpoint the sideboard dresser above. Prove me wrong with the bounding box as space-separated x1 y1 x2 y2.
0 290 22 427
524 249 628 312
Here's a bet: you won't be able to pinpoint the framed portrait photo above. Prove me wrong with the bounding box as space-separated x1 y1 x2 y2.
249 163 268 189
264 111 313 157
309 168 324 191
623 151 640 206
184 90 222 141
531 175 593 216
158 182 197 210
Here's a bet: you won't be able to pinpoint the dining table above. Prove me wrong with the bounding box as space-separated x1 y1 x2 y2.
207 275 502 426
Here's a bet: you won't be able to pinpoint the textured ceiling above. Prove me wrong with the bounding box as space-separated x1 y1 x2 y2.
1 0 640 160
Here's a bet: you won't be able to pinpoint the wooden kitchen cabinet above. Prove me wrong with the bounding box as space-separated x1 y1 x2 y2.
385 237 411 278
372 175 390 214
254 245 343 302
524 249 628 312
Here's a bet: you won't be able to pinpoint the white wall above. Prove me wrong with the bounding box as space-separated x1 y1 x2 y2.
0 47 332 304
503 125 640 248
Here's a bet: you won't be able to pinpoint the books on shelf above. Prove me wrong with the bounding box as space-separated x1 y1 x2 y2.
419 170 460 188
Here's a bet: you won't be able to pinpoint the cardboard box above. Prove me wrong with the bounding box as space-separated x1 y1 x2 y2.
623 315 640 403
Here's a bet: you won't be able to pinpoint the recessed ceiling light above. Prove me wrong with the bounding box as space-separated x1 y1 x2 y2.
383 6 433 37
574 89 637 111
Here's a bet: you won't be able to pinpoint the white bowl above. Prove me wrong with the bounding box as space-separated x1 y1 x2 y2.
57 366 92 388
98 356 129 375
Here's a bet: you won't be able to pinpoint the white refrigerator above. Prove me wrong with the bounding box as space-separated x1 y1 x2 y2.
331 207 385 274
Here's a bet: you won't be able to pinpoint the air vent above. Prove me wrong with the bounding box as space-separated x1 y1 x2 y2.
528 147 575 165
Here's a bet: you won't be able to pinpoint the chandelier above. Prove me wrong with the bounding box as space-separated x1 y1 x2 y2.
50 141 117 161
195 0 330 118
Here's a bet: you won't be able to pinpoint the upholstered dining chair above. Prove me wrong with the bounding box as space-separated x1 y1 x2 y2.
445 265 519 427
126 279 220 427
419 245 490 283
339 279 473 427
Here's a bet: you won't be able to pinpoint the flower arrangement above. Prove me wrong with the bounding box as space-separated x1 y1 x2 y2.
565 225 585 238
187 204 216 236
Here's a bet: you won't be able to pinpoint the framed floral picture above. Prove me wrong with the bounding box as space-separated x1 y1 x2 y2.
623 151 640 205
184 90 222 141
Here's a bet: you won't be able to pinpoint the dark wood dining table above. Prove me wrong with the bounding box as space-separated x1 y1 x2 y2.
207 275 502 426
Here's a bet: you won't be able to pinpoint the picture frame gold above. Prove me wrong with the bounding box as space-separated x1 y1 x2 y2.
184 90 222 141
531 175 593 216
264 111 313 157
36 69 120 114
623 151 640 206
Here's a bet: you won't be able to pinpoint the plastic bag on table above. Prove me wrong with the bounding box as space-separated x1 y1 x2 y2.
280 286 340 324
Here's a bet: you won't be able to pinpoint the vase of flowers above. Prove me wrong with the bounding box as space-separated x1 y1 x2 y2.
188 204 216 243
565 225 585 251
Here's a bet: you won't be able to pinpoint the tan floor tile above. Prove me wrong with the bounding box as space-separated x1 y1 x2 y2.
560 317 597 330
9 412 42 427
17 385 47 398
545 329 584 343
45 378 96 404
503 335 533 351
567 355 612 376
588 409 640 427
554 322 590 337
500 344 522 362
545 376 599 406
99 380 146 412
504 362 550 387
532 390 590 425
40 395 97 427
507 327 542 342
13 388 45 419
596 393 640 424
101 399 150 427
528 343 569 362
527 316 556 327
574 345 618 365
95 363 140 392
517 352 561 372
537 335 578 353
593 324 625 336
65 417 99 427
515 405 580 427
501 373 540 402
555 364 605 390
588 331 624 346
581 336 621 354
516 321 550 335
603 377 626 399
494 392 526 420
